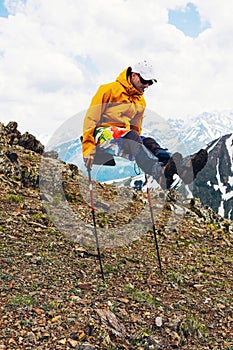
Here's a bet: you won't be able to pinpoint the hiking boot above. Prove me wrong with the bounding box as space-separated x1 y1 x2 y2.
171 152 183 174
163 152 183 189
157 152 183 190
169 174 183 190
179 149 208 184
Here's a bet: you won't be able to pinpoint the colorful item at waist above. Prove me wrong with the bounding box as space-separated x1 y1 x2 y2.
94 126 130 145
94 126 133 159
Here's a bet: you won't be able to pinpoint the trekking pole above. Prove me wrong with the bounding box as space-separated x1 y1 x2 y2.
145 174 162 273
87 167 105 281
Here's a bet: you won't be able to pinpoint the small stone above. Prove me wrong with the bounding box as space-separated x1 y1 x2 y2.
155 316 163 327
34 308 45 315
193 284 204 289
68 338 78 347
51 315 62 323
77 343 96 350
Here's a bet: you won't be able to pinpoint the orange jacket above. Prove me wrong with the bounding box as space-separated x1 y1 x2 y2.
82 67 146 157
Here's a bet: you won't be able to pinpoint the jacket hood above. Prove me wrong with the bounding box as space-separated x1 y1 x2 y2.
115 67 143 96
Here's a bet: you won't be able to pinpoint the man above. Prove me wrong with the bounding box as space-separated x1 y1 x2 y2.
82 60 208 189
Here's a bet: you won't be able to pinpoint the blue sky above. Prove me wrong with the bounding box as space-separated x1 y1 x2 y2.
0 1 211 37
0 0 8 17
168 2 211 38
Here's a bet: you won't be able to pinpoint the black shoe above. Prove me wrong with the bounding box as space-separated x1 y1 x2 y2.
180 149 208 184
171 152 183 174
164 152 183 189
169 174 183 190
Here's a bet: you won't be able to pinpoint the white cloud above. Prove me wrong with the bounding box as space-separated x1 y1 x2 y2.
0 0 232 141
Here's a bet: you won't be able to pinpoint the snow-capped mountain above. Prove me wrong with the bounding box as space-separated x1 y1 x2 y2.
143 110 233 156
169 110 233 154
190 133 233 220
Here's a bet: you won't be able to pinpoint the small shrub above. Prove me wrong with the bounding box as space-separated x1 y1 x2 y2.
7 194 24 203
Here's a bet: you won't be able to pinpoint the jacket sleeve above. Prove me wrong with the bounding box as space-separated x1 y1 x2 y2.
82 85 110 157
130 99 146 135
130 110 144 135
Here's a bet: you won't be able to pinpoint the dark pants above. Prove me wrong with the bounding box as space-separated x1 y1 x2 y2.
122 130 171 166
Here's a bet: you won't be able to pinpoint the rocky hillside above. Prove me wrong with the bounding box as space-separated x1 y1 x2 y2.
1 122 233 350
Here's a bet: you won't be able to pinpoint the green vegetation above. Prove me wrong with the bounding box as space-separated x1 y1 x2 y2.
8 293 38 307
7 193 24 203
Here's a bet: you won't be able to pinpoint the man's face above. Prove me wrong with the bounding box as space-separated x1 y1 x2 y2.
131 72 153 93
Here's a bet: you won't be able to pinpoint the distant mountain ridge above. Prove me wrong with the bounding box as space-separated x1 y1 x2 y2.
165 110 233 154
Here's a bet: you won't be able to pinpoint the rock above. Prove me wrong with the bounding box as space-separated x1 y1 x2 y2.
5 121 21 145
170 331 181 347
40 193 53 202
21 165 39 188
6 121 18 133
155 316 163 327
43 150 59 159
51 315 62 323
68 163 79 176
193 284 204 290
68 338 78 348
96 309 126 337
18 132 44 154
77 343 97 350
5 151 18 163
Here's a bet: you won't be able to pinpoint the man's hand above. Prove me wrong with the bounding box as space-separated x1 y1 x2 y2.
83 155 95 169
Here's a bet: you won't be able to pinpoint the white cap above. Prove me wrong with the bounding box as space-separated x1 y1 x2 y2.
131 60 157 82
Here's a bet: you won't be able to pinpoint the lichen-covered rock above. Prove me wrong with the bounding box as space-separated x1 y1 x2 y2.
18 132 44 154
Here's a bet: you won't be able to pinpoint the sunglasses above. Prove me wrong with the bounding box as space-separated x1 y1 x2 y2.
136 73 153 86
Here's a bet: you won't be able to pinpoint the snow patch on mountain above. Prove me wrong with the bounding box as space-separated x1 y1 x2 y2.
213 158 233 217
226 134 233 172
